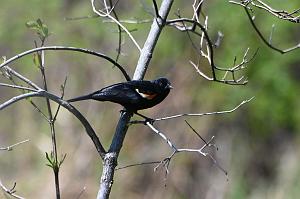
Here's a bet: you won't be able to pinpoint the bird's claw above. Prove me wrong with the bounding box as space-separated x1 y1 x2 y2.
144 117 155 125
120 109 126 114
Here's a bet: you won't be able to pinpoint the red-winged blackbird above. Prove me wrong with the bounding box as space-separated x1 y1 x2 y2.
67 77 172 111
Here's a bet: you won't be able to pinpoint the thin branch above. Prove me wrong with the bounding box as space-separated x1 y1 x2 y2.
1 66 50 120
185 120 208 145
244 7 289 54
91 0 142 52
0 180 25 199
53 76 67 122
0 139 30 151
146 123 227 175
2 66 40 89
230 0 300 23
167 17 216 79
0 83 37 92
107 0 122 65
230 2 300 53
152 0 161 19
167 17 253 85
0 91 106 159
0 46 131 81
102 19 152 24
155 97 254 121
130 97 254 124
116 161 161 170
146 122 177 151
35 40 62 199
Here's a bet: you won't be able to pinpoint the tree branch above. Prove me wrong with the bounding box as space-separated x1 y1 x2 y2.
0 180 25 199
133 0 174 80
130 97 254 124
0 91 106 159
0 46 131 81
97 1 175 198
244 7 300 54
0 139 30 151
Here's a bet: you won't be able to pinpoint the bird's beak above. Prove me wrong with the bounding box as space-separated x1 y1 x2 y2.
168 85 173 89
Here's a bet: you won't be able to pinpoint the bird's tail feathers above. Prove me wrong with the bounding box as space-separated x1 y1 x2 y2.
67 94 93 102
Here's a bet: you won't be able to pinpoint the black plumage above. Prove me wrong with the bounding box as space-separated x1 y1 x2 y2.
67 77 172 111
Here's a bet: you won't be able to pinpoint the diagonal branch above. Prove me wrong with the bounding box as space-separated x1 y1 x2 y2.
0 91 106 159
243 7 300 54
91 0 142 52
167 17 254 85
230 0 300 23
0 139 30 151
133 0 174 80
0 83 37 92
97 1 175 198
0 180 25 199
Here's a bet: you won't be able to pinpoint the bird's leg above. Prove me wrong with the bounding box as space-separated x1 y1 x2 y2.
135 112 155 124
119 109 127 115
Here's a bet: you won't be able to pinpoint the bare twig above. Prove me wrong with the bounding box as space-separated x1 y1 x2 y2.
146 122 177 151
167 18 254 85
229 1 300 53
116 161 161 170
91 0 142 52
0 91 106 159
0 180 25 199
185 120 208 145
130 97 254 124
103 18 152 24
0 139 30 151
53 76 67 122
146 123 227 175
243 7 300 54
1 66 40 89
156 97 253 121
152 0 161 19
0 83 37 92
230 0 300 23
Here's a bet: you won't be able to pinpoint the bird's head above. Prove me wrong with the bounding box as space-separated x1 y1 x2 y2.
153 77 173 90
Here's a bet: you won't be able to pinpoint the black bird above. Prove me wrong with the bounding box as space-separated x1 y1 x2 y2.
67 77 172 112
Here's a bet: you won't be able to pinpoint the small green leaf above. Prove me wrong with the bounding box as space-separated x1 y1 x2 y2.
26 18 49 42
36 19 43 27
25 21 39 29
32 53 41 68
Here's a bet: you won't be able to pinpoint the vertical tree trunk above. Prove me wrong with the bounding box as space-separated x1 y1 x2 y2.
97 0 174 198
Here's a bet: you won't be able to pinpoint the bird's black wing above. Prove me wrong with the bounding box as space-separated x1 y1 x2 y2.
91 83 141 105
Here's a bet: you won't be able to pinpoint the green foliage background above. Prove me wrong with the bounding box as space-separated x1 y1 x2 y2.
0 0 300 198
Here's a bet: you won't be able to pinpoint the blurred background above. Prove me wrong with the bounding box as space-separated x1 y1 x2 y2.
0 0 300 198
